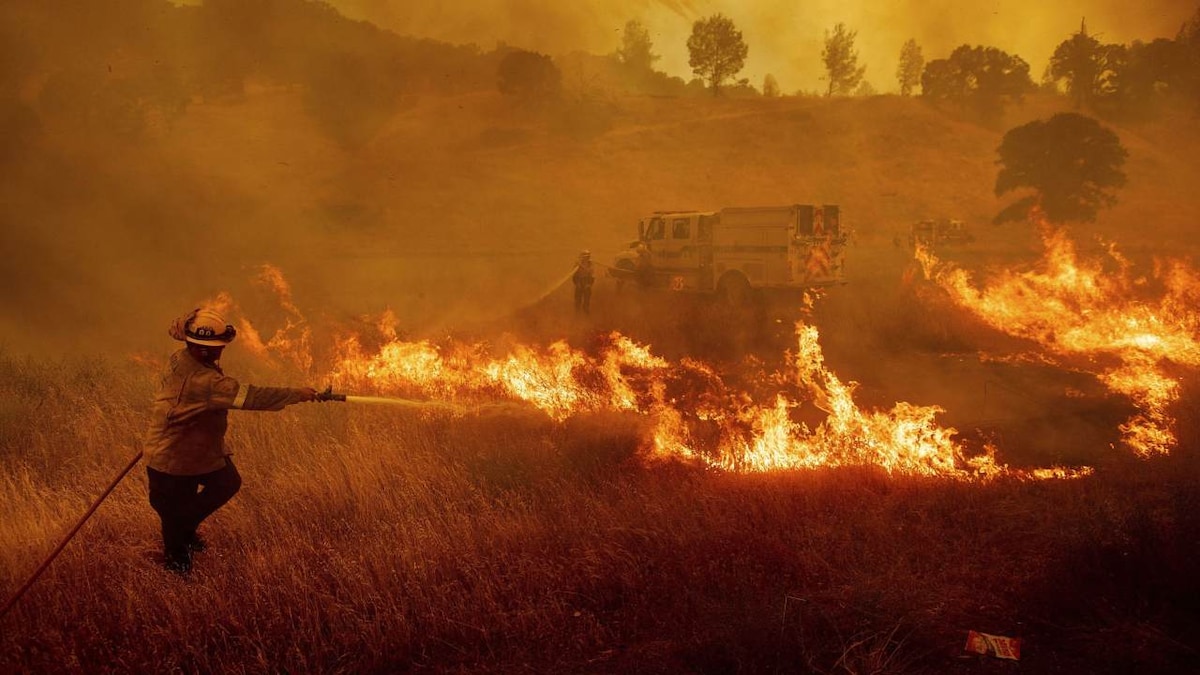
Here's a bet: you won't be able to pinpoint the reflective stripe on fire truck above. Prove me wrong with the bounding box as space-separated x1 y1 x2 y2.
806 242 833 279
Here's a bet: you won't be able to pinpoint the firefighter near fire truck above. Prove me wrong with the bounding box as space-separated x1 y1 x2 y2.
609 204 847 303
572 250 595 313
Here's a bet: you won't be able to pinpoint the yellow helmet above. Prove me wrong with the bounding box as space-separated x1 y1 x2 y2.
185 308 237 346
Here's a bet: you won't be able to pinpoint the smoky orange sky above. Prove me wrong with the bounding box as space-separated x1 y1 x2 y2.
321 0 1195 92
4 0 1197 357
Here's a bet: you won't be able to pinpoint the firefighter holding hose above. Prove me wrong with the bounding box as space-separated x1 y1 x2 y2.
143 308 318 573
572 250 595 314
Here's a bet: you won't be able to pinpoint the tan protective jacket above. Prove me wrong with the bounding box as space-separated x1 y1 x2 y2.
144 349 309 475
572 260 595 285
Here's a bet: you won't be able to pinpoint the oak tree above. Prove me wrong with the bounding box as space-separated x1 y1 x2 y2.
617 20 659 73
822 23 866 96
1178 6 1200 111
922 45 1033 122
687 14 748 96
994 112 1127 224
1048 20 1114 109
762 73 780 97
896 39 924 96
497 49 562 101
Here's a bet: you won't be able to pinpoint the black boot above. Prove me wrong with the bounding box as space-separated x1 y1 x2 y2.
187 532 207 553
163 548 192 574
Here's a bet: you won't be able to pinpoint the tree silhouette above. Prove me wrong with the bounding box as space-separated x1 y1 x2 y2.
922 45 1032 122
497 49 562 101
994 113 1127 224
617 20 659 73
615 20 661 93
853 80 877 96
762 73 780 97
686 14 748 96
1105 38 1188 119
1178 6 1200 111
896 39 924 96
1047 20 1191 121
1048 19 1116 110
822 23 865 96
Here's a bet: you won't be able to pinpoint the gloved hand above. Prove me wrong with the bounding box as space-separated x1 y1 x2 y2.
313 385 347 402
297 387 319 403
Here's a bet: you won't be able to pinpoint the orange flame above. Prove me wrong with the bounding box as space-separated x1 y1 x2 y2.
249 264 312 372
328 317 1080 480
206 265 1091 480
255 263 303 318
199 267 313 371
199 290 236 317
918 208 1200 456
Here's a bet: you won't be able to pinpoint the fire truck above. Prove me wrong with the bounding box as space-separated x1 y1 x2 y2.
610 204 846 302
908 218 974 248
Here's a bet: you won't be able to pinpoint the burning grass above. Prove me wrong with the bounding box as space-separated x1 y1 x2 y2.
5 225 1200 671
918 208 1200 458
2 354 1199 673
300 286 1080 480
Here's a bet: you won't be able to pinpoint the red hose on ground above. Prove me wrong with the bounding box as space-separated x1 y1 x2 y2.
0 450 143 620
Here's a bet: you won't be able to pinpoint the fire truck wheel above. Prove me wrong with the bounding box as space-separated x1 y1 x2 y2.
614 260 635 293
717 273 752 306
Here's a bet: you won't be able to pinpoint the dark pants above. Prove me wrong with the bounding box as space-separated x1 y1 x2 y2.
574 281 592 313
147 460 241 567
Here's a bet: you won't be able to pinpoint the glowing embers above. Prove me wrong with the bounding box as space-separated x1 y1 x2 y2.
918 209 1200 456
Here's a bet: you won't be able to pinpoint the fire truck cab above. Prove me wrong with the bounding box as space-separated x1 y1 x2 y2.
612 204 846 301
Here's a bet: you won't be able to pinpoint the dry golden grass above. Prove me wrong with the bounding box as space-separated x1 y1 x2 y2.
2 351 1199 674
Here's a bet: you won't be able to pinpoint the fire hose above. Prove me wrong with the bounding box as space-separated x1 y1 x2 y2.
321 391 535 416
0 386 433 620
0 449 145 620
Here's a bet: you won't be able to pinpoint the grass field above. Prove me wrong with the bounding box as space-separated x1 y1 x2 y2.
2 288 1199 673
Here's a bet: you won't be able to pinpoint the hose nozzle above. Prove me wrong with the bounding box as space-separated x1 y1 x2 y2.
315 385 347 402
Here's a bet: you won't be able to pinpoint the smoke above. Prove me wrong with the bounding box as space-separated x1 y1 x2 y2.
332 0 1195 92
1 0 1199 361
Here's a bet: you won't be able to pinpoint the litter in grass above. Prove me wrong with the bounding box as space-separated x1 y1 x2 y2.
964 630 1021 660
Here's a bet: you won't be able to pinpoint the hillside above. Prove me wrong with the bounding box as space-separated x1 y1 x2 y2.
4 85 1200 354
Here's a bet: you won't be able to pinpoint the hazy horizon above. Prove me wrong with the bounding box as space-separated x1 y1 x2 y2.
322 0 1196 92
4 0 1199 357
